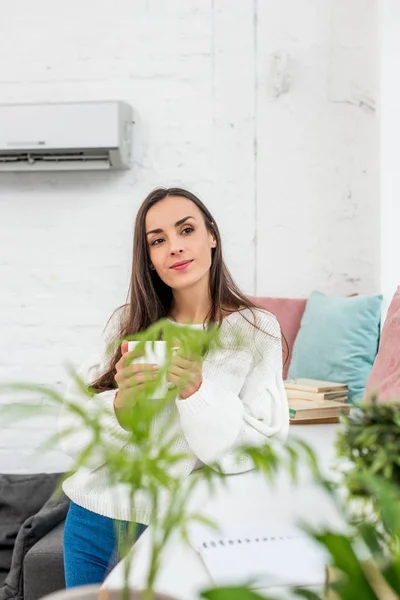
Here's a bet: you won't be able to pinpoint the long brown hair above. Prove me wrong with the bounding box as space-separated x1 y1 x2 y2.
92 187 287 392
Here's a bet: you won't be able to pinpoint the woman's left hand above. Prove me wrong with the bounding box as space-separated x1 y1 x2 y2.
167 348 203 400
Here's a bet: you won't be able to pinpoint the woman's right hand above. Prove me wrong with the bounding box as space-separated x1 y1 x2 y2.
114 341 157 411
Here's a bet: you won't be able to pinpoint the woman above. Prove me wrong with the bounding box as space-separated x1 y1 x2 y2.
59 187 289 587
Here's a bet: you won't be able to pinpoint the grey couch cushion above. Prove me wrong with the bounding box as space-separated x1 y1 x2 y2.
24 522 65 600
0 473 63 584
0 490 68 600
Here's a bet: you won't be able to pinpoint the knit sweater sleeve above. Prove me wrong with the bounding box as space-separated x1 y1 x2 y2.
175 311 290 472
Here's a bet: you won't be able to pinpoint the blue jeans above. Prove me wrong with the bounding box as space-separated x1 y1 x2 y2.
63 501 147 588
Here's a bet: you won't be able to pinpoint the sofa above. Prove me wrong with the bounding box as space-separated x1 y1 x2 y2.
0 473 68 600
23 523 66 600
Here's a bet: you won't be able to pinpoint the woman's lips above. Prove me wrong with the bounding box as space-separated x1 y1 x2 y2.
171 260 193 271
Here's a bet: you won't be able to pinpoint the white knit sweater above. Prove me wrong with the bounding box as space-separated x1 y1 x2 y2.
59 308 289 524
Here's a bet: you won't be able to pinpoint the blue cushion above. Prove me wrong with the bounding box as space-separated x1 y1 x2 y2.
289 291 382 403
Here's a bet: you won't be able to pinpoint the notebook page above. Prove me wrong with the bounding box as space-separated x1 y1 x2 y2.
191 527 328 590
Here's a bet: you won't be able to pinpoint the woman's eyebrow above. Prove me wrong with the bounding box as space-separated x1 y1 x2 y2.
146 216 196 236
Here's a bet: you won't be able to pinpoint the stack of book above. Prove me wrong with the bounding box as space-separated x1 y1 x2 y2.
285 378 351 424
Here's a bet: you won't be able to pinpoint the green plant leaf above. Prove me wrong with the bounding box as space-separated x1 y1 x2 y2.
290 438 322 481
312 532 378 600
378 561 400 596
357 522 382 557
187 513 219 532
335 400 400 504
292 589 323 599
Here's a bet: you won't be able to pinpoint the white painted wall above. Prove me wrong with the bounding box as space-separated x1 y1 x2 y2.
256 0 379 297
0 0 378 472
381 0 400 316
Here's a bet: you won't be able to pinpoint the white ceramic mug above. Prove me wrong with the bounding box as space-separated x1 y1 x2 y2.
127 340 176 399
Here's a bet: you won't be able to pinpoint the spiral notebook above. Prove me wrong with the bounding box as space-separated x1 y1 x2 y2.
190 526 328 589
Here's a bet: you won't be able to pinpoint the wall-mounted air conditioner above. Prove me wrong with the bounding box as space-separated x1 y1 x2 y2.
0 101 133 171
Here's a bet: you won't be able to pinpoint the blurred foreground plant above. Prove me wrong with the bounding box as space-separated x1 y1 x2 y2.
0 318 322 600
336 396 400 500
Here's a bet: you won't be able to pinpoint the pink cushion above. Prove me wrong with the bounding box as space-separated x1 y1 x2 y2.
365 287 400 402
250 297 307 378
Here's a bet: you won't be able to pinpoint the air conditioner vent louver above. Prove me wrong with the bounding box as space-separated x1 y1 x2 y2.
0 152 109 164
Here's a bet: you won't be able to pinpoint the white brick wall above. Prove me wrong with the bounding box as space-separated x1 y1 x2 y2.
0 0 377 472
381 0 400 316
256 0 379 296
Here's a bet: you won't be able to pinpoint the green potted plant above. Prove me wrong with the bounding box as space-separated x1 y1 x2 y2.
1 318 322 600
335 396 400 499
2 319 221 600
